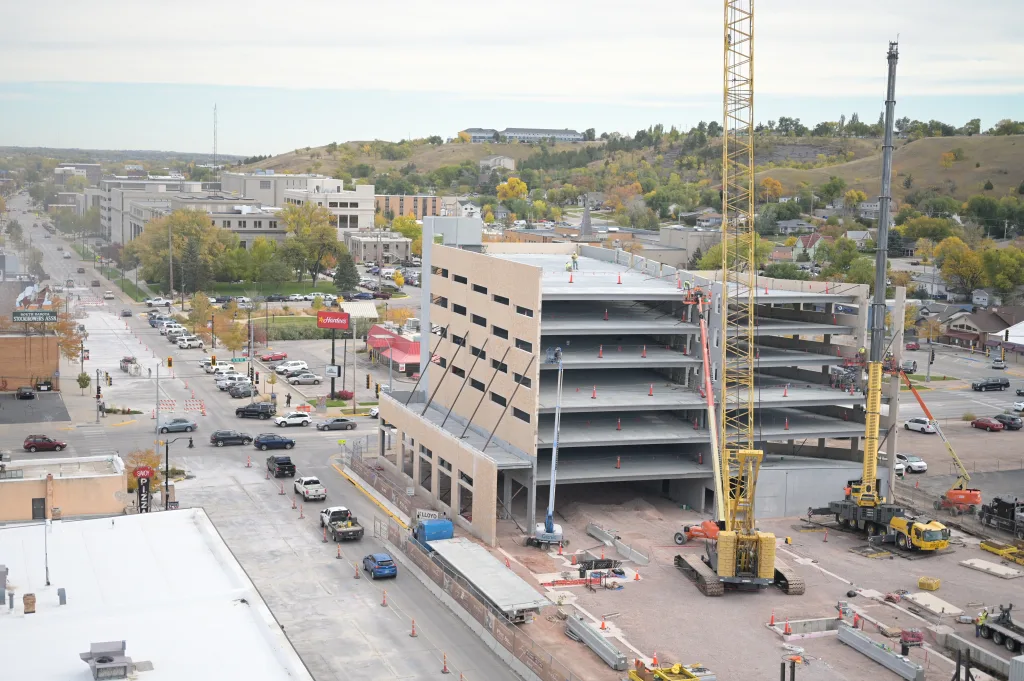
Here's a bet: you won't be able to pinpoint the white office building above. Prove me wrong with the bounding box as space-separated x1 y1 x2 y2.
97 176 220 244
221 171 334 207
282 182 375 232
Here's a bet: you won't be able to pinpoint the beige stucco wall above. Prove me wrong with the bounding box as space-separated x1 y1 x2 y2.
0 473 126 521
381 396 500 545
483 242 575 255
428 246 541 456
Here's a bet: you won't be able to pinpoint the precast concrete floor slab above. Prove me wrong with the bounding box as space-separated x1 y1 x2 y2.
538 339 700 370
537 409 868 448
534 448 713 484
0 392 70 425
178 459 521 681
538 369 865 413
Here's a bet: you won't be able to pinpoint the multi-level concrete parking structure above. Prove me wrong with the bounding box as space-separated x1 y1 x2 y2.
379 238 905 545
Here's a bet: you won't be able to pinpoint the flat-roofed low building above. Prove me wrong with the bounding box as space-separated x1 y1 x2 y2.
344 230 412 264
0 454 126 521
0 508 314 681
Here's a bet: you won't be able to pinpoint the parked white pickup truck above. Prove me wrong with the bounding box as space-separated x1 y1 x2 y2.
294 476 327 501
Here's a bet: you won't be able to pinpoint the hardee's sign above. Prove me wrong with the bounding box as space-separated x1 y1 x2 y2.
316 310 351 330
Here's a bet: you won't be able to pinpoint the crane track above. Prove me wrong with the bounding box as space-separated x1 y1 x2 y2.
774 563 805 596
674 554 724 597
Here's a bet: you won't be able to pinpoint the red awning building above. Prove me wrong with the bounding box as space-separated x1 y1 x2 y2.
367 325 421 373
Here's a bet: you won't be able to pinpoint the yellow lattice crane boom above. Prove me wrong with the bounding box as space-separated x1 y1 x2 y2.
673 0 803 597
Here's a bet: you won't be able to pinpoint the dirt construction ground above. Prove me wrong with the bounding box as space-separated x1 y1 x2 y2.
493 482 1024 681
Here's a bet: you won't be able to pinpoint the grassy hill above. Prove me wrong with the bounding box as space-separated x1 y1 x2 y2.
754 135 1024 202
242 140 595 176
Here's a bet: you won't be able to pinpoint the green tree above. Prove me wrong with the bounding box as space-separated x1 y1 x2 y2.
178 237 211 296
845 258 875 287
334 248 360 291
899 216 958 241
936 237 985 294
125 209 236 293
279 202 339 282
818 176 847 206
981 246 1024 298
697 234 773 270
77 372 91 396
762 263 809 280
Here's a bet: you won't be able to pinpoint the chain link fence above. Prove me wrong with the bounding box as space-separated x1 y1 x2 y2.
893 482 1011 539
372 514 588 681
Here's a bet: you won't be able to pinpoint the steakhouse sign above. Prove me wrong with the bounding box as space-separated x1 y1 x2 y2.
316 311 351 330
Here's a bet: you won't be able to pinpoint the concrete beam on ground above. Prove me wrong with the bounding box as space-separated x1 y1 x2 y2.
536 409 869 448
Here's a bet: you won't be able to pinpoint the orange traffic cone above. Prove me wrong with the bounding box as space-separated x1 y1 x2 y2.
336 545 342 559
381 589 388 607
571 554 577 565
600 619 607 630
616 418 621 431
784 618 792 635
783 384 789 397
784 418 789 431
591 385 597 399
634 570 640 581
693 418 699 430
652 652 658 667
279 483 285 495
641 345 647 358
648 384 654 396
615 456 621 469
770 609 776 626
558 543 563 555
617 273 622 285
442 653 450 674
677 278 681 290
505 557 511 569
569 273 573 284
604 308 609 320
601 548 605 560
410 619 418 637
598 345 603 358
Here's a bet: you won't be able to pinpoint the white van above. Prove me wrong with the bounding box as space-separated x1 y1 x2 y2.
381 269 396 280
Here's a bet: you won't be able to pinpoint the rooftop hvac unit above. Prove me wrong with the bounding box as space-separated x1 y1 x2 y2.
80 641 132 680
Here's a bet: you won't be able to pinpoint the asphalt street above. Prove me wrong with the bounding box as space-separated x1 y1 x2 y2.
3 193 517 681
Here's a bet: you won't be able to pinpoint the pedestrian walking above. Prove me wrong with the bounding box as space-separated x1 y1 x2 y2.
148 367 152 379
286 393 292 408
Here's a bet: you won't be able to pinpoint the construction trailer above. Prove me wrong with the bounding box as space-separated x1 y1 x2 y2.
980 604 1024 654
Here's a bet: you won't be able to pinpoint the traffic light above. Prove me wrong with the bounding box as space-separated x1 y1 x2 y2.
95 385 102 400
1007 329 1011 342
375 383 380 398
167 357 173 368
106 374 112 387
930 349 935 365
210 355 217 366
366 374 371 389
255 371 260 384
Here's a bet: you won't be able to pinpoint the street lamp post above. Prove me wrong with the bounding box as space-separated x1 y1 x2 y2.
163 435 194 510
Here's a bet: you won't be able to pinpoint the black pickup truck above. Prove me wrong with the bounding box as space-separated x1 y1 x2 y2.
266 455 296 478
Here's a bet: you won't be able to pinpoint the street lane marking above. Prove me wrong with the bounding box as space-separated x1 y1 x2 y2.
109 419 138 428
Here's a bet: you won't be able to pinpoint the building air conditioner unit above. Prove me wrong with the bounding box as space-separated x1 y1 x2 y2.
80 640 132 680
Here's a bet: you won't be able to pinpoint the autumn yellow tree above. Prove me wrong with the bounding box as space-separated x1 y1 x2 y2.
759 177 784 203
380 306 414 326
393 271 405 287
784 236 798 247
843 189 868 213
915 238 935 262
497 177 528 202
940 152 955 169
457 132 471 144
125 448 163 493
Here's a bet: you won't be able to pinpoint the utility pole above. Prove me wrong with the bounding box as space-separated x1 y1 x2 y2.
168 225 173 301
95 368 101 423
330 327 337 397
352 324 357 416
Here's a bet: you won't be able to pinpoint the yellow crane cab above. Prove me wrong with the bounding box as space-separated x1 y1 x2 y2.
889 516 950 551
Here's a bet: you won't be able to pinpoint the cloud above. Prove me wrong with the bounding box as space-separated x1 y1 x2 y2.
3 0 1022 101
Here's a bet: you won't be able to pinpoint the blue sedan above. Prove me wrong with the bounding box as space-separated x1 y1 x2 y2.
362 553 398 579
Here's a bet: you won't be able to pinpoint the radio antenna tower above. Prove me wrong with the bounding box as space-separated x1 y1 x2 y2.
213 104 218 169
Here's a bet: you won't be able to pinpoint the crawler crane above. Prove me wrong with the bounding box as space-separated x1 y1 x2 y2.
674 0 803 596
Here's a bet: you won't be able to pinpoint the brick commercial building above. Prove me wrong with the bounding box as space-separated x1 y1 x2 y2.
375 194 456 220
377 237 907 546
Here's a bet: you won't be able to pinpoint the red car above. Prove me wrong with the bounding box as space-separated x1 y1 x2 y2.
260 351 288 361
23 435 68 452
905 341 920 351
971 417 1005 432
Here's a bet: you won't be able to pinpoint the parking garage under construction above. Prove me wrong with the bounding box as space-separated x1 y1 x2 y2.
379 240 905 545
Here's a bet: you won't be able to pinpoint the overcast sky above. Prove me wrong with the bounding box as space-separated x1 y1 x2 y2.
1 0 1021 155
